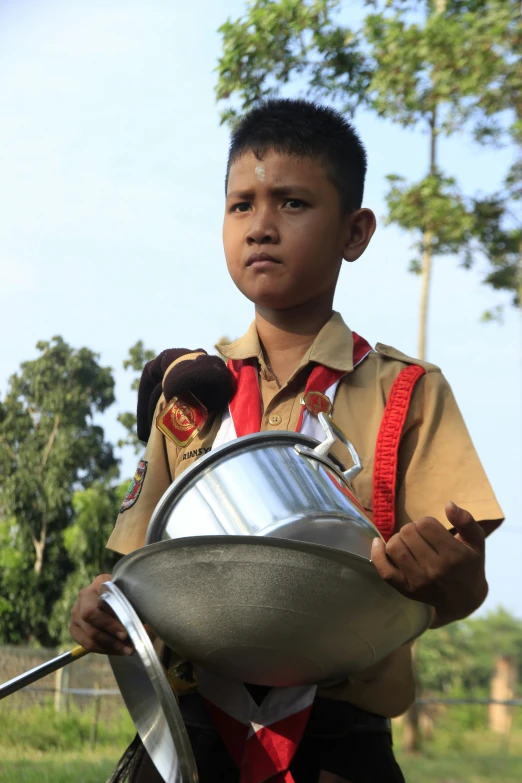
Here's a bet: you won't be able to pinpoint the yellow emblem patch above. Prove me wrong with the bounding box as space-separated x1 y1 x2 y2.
156 392 208 447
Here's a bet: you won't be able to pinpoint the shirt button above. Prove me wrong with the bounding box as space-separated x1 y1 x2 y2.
268 413 282 426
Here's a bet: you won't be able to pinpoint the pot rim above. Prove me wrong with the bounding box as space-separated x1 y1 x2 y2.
146 430 347 545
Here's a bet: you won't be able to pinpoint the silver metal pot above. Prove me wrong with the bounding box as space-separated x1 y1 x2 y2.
146 415 380 561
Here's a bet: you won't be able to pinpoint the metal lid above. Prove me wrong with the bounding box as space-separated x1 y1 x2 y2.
100 581 198 783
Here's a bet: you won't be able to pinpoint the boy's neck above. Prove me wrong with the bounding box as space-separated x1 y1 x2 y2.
255 296 334 386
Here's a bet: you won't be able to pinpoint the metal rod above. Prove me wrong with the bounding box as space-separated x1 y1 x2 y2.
0 645 89 700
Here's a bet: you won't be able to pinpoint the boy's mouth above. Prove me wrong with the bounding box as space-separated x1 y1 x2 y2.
246 252 282 267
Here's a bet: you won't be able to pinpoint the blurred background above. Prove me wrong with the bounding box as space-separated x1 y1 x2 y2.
0 1 521 781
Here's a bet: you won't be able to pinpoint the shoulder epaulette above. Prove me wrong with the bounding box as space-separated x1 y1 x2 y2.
374 343 441 374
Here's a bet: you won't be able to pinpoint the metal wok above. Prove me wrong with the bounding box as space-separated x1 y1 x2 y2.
112 535 433 687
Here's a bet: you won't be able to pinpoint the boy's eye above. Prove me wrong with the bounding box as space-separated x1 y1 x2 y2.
231 202 251 213
283 199 306 209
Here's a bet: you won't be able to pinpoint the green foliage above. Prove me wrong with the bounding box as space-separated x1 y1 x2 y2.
361 1 514 345
215 0 521 319
117 340 155 453
0 337 118 646
122 340 156 393
216 0 369 124
385 172 475 263
417 607 522 697
364 1 507 131
472 195 521 307
0 520 44 645
48 481 128 642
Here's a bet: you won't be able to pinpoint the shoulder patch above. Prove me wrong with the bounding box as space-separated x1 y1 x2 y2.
156 392 208 447
374 343 441 374
120 460 148 513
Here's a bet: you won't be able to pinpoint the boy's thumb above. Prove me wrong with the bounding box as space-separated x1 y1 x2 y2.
445 501 485 553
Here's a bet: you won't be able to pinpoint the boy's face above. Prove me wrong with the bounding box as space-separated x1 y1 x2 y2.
223 150 374 311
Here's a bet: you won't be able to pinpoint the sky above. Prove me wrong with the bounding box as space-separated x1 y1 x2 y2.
0 0 521 618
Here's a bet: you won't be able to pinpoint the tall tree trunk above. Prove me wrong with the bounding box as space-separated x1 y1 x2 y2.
32 415 60 575
33 521 47 575
42 414 60 467
416 0 445 359
518 236 522 315
417 230 434 360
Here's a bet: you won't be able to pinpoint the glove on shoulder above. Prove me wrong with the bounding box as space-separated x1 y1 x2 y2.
137 348 236 443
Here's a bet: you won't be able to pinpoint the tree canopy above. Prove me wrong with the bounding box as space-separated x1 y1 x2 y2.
0 337 117 645
216 0 521 356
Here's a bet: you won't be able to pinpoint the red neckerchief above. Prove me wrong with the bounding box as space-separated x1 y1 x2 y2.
227 332 373 437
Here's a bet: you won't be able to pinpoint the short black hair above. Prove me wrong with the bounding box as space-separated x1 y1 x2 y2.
226 98 367 213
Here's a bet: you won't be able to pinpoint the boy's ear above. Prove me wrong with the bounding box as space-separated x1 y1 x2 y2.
343 208 377 263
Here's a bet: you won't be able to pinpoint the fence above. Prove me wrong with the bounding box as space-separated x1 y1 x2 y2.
2 646 522 754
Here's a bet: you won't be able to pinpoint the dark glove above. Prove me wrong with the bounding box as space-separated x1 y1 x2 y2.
137 349 236 443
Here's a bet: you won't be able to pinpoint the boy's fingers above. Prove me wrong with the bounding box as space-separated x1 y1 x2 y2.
413 516 456 554
371 538 407 589
70 621 133 656
82 600 128 640
445 501 485 554
95 597 129 640
399 522 438 563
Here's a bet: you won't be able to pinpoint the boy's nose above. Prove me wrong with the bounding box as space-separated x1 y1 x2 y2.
246 214 279 245
247 228 278 245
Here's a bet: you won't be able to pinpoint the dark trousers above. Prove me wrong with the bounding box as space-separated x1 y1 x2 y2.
171 694 406 783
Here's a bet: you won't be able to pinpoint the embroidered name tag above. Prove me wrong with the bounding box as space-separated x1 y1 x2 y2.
120 459 148 513
182 446 211 462
156 393 208 447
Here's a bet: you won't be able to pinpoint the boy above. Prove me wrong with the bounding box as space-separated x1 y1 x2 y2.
71 99 503 783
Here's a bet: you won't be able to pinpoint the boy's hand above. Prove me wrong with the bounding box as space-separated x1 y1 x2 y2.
371 502 488 627
70 574 134 656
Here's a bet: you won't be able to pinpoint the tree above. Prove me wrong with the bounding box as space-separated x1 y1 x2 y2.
0 336 117 645
215 0 510 358
216 0 369 126
117 340 155 453
465 0 522 315
48 480 128 642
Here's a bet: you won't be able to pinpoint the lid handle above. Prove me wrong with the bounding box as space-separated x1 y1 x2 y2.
315 413 363 485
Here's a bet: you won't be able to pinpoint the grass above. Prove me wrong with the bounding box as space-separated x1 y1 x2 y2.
1 704 521 783
0 700 133 782
398 754 522 783
395 728 522 783
2 741 522 783
0 700 134 752
0 748 117 783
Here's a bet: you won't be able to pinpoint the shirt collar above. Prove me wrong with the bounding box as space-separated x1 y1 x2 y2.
216 311 356 374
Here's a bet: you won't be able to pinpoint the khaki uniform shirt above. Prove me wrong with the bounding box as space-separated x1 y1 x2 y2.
107 312 503 717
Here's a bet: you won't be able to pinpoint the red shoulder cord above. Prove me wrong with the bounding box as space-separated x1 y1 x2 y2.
372 365 426 542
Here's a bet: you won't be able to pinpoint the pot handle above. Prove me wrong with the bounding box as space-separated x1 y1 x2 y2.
314 413 363 485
